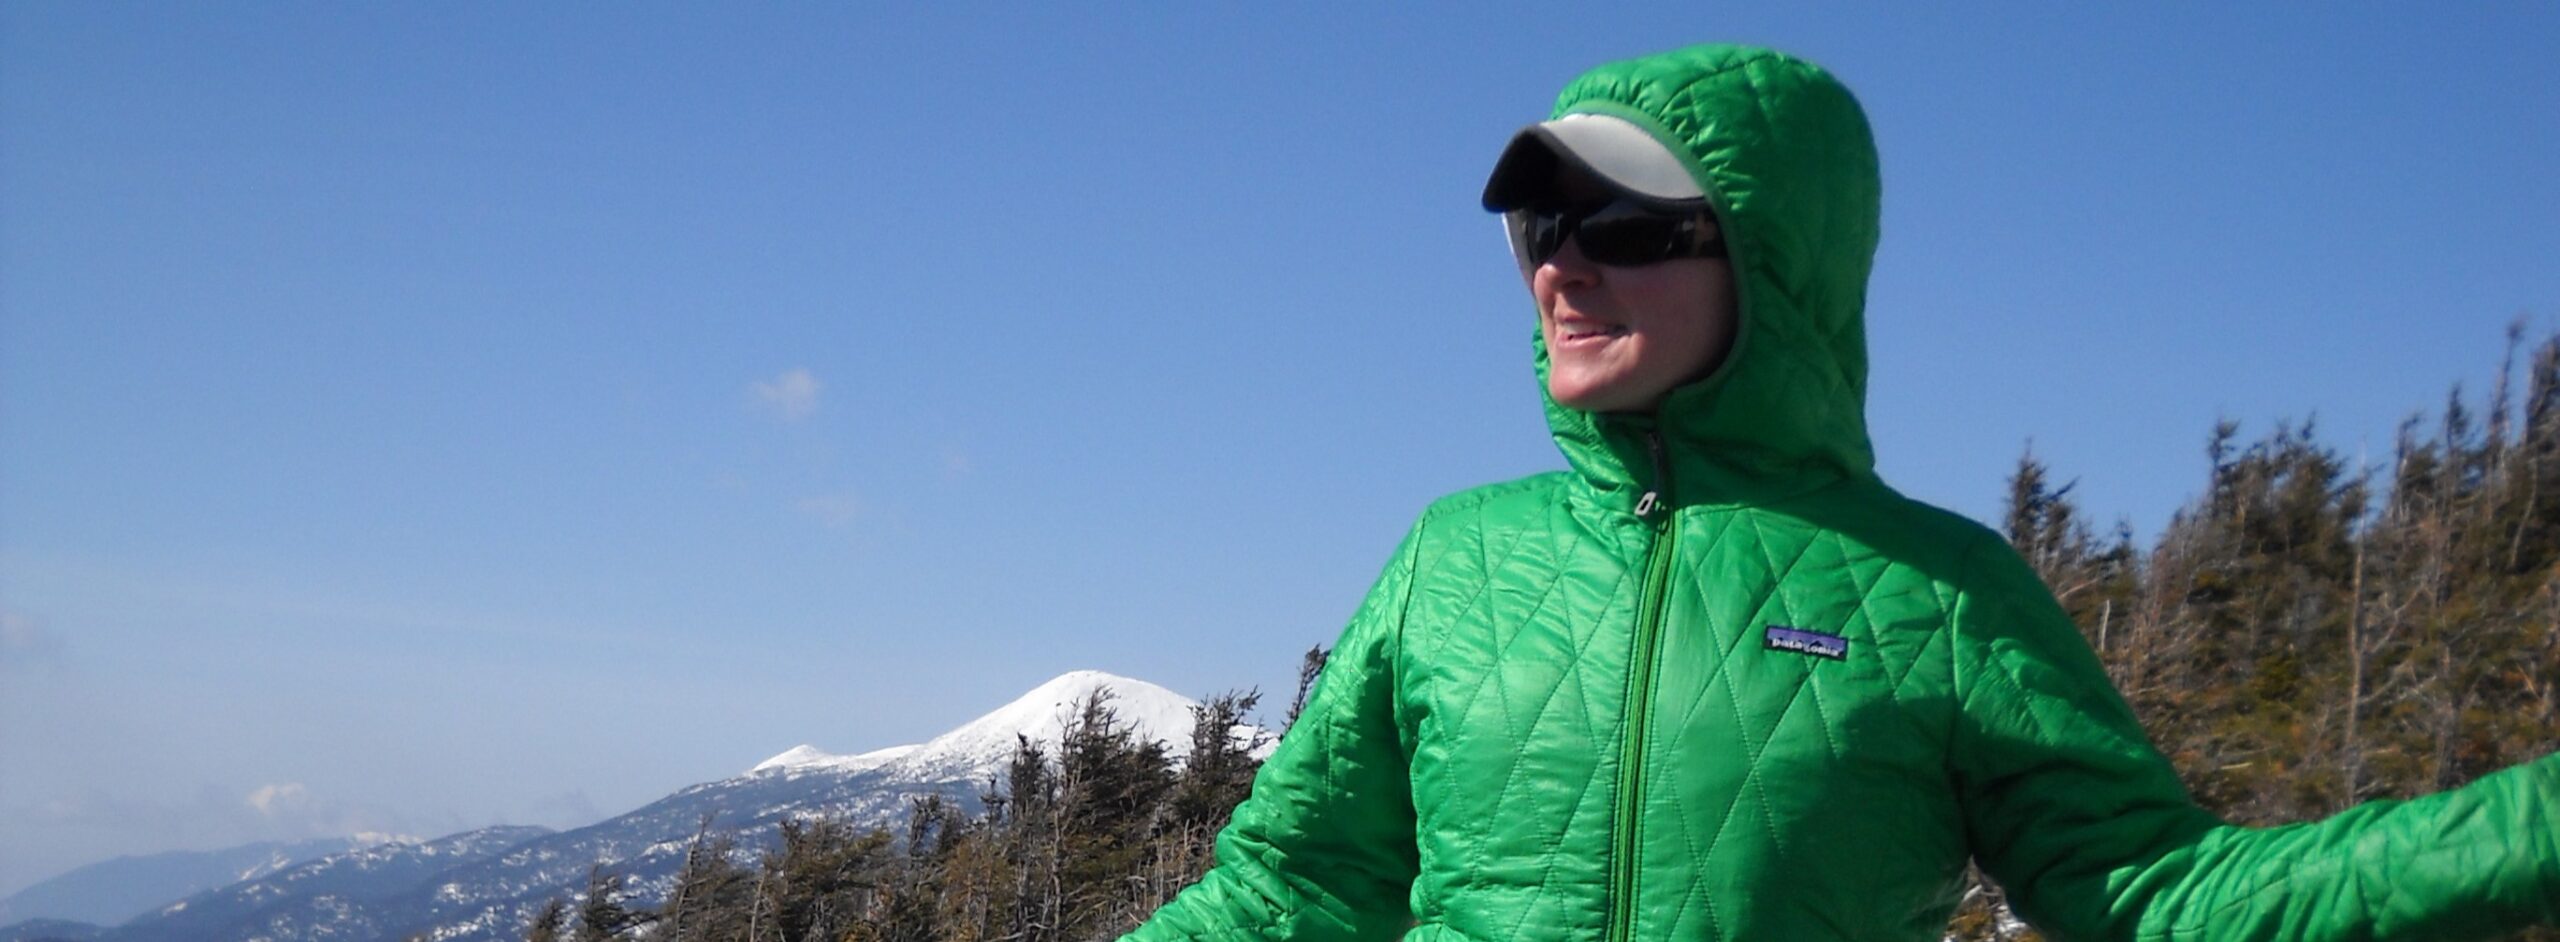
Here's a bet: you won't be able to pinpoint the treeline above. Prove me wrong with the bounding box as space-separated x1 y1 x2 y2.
1951 324 2560 942
523 653 1322 942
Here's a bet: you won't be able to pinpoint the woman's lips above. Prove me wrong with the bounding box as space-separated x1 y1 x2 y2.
1555 322 1627 344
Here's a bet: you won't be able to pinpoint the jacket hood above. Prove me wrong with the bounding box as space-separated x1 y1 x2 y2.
1530 45 1882 509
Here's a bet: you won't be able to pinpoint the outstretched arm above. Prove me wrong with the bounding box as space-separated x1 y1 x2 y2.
1950 543 2560 942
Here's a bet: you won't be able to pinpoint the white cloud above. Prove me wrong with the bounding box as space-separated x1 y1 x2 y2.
241 784 415 842
246 783 310 817
795 494 860 528
751 368 821 421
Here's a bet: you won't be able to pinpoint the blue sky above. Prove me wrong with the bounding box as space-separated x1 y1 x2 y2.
3 4 2555 895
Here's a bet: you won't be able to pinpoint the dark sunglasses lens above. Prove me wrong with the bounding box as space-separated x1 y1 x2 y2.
1574 214 1685 266
1531 211 1567 264
1510 202 1721 267
1505 208 1567 267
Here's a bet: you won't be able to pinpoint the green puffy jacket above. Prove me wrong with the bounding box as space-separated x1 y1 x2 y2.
1126 44 2560 942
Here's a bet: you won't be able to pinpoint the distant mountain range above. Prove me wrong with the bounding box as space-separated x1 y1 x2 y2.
0 671 1228 942
0 837 378 929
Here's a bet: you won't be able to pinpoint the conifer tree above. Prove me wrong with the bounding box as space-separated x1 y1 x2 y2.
753 817 893 942
661 816 756 941
1285 645 1330 730
524 897 569 942
1053 687 1179 937
570 866 653 942
1166 689 1265 836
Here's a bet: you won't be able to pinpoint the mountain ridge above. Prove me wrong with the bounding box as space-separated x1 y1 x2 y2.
0 836 383 928
1 670 1237 942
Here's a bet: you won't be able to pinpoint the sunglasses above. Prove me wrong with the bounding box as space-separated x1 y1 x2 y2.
1505 199 1727 269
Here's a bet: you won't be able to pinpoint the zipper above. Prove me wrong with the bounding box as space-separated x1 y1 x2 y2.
1631 430 1672 521
1606 426 1677 942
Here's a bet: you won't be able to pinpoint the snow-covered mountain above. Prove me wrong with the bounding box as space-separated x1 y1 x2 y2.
753 669 1227 783
2 671 1238 942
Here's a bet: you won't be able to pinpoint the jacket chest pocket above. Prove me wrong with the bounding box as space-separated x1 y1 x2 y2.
1643 597 1959 872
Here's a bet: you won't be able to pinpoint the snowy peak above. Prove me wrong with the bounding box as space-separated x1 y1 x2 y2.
744 671 1203 779
936 670 1201 751
878 670 1209 783
750 745 841 774
747 743 920 776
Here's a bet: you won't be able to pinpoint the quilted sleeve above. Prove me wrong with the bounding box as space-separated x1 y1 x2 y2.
1119 524 1422 941
1948 541 2560 942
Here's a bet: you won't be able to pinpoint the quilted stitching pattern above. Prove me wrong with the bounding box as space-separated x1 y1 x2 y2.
1402 483 1632 940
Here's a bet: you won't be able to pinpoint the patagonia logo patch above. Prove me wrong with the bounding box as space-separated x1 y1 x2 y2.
1764 626 1848 661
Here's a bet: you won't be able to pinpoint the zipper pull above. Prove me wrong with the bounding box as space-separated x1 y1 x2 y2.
1634 428 1671 522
